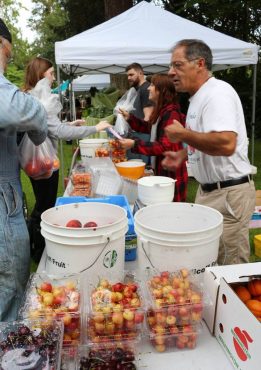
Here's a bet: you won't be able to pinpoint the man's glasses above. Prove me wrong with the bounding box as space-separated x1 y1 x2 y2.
169 58 199 70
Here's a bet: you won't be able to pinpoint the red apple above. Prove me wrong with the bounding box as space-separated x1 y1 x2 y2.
111 282 124 292
66 219 82 228
83 221 98 228
40 281 52 292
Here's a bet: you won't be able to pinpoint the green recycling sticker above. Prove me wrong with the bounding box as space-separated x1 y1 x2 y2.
103 250 118 268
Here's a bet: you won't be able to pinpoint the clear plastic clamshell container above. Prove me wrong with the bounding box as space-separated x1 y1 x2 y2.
0 318 63 370
145 268 206 326
144 268 207 352
18 273 82 348
85 271 145 343
77 339 139 370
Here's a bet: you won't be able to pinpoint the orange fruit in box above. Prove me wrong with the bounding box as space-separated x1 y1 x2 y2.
245 299 261 318
234 285 251 302
248 279 261 297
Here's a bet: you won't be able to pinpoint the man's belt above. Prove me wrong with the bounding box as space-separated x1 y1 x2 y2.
201 175 251 193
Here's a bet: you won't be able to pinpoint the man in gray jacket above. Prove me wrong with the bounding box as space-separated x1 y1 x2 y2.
0 19 48 320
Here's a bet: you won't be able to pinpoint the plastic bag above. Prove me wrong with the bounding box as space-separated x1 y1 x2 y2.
19 133 56 179
113 87 137 136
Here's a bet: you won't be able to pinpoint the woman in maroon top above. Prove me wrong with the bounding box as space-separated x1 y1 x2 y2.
119 74 188 202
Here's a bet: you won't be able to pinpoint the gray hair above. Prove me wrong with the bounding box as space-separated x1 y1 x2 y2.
172 39 213 71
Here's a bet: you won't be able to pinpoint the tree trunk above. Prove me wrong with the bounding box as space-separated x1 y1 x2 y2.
104 0 133 20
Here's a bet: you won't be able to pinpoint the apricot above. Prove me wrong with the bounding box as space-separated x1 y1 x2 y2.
248 279 261 297
234 285 251 303
245 299 261 318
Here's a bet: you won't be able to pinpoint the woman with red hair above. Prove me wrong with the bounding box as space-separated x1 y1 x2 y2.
119 73 188 202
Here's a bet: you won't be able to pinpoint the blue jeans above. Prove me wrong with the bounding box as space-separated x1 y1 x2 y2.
0 179 30 321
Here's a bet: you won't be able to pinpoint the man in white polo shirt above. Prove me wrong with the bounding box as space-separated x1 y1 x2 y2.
162 39 255 265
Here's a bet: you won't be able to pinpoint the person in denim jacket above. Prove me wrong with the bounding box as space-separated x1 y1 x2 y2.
0 19 48 320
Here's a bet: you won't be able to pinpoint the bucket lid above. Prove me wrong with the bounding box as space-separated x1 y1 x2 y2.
138 176 176 186
79 138 109 145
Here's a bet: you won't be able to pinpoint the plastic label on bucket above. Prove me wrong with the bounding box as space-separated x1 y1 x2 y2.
103 250 118 268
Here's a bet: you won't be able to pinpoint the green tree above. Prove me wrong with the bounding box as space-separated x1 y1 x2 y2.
28 0 69 61
162 0 261 137
0 0 32 84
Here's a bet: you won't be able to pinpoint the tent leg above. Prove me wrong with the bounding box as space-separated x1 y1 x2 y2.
251 64 257 165
56 66 65 192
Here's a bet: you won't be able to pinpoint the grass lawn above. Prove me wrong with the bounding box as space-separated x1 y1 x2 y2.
21 139 261 271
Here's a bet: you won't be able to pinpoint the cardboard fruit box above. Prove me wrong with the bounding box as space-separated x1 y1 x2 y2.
215 277 261 370
203 262 261 335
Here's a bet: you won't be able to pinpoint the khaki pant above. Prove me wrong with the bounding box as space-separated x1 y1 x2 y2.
195 180 256 265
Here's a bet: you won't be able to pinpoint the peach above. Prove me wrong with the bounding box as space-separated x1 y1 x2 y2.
248 279 261 297
234 285 251 302
245 299 261 318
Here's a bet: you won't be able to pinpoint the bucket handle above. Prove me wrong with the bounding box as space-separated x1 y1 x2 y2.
140 237 156 269
79 237 111 273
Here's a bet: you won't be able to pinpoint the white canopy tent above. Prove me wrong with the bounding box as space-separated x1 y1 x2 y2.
72 74 111 92
55 1 259 74
55 1 259 182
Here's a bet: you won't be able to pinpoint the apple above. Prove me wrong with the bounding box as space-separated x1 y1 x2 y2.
84 221 98 228
63 333 72 345
53 294 66 306
99 279 110 289
152 288 163 299
40 281 52 292
154 343 166 352
105 321 115 334
130 297 140 308
161 271 170 279
123 286 133 298
153 324 165 335
66 219 82 228
70 329 80 340
52 286 64 297
180 268 189 278
63 313 72 326
123 309 135 321
166 315 177 326
125 319 135 330
112 312 123 326
93 312 105 323
154 335 165 345
111 282 124 292
128 283 138 293
94 322 105 334
190 293 201 304
134 312 144 324
65 280 77 290
42 292 54 306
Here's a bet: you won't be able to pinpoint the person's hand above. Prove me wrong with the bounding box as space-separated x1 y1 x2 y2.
162 150 187 171
165 120 185 143
95 120 112 132
69 119 86 126
118 108 130 121
119 138 135 150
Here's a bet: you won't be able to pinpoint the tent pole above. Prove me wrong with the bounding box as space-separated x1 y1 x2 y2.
251 64 257 165
57 66 65 191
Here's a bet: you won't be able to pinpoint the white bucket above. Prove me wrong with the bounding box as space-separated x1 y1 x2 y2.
40 202 128 276
134 203 223 275
79 138 109 160
137 176 176 205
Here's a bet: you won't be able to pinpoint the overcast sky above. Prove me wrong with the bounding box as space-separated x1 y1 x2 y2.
18 0 36 43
